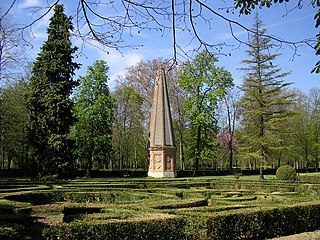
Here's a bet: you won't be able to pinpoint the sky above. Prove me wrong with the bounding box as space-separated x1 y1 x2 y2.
2 0 319 92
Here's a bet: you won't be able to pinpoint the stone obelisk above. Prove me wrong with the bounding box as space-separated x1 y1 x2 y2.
148 68 177 178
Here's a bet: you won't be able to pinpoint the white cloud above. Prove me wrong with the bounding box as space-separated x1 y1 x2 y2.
31 12 51 39
105 50 143 87
18 0 42 9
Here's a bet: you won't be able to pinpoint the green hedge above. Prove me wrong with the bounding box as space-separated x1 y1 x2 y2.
43 217 186 240
208 203 320 240
154 199 208 209
5 191 64 205
42 203 320 240
0 224 32 240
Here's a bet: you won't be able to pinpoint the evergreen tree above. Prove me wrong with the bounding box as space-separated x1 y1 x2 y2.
179 50 234 176
238 14 293 180
27 4 80 178
73 60 114 176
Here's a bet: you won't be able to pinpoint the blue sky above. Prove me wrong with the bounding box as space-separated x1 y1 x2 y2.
3 0 319 92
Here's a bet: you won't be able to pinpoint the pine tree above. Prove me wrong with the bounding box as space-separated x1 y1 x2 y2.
239 14 293 180
73 60 114 177
27 4 80 178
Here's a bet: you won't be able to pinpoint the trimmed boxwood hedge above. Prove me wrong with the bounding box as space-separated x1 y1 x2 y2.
42 203 320 240
4 191 64 205
0 224 32 240
207 203 320 240
42 217 186 240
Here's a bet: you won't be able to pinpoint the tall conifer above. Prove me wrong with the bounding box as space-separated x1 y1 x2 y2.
239 14 293 180
27 4 80 178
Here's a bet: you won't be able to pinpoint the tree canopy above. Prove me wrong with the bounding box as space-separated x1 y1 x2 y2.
27 4 80 178
73 60 114 176
179 50 234 175
238 14 294 179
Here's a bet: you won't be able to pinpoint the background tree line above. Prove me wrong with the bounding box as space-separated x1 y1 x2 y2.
0 4 319 178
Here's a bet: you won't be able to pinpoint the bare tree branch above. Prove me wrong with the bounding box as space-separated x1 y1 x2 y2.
3 0 318 64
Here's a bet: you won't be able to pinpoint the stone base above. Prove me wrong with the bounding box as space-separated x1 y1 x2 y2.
148 171 177 178
148 147 177 178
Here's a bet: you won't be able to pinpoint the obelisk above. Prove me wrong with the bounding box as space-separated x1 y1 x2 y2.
148 68 177 178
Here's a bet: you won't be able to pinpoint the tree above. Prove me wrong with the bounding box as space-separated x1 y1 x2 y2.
112 86 144 170
0 7 26 86
219 87 241 170
0 81 29 169
73 60 114 176
179 50 234 176
308 88 320 170
27 4 80 178
238 15 293 180
171 75 188 170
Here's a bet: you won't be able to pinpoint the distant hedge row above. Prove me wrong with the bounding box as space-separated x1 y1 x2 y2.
43 203 320 240
1 168 319 178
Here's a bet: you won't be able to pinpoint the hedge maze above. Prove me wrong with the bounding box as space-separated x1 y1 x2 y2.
1 175 320 240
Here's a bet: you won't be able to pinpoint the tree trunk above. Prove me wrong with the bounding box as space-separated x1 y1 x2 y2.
259 164 264 180
86 151 92 178
305 140 309 172
7 153 12 169
1 145 4 169
180 138 185 170
193 125 201 177
119 144 123 170
228 138 233 170
315 132 319 171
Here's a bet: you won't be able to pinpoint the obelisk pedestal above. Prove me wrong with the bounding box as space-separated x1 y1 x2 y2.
148 68 177 178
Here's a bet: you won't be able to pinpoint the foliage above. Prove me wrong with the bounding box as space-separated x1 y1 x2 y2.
42 217 187 240
3 176 320 239
112 86 145 170
238 15 293 179
5 191 65 205
0 81 29 169
0 224 31 240
27 4 80 178
179 50 234 175
40 195 320 240
73 60 114 175
313 0 320 73
208 203 320 239
234 0 289 15
276 165 297 181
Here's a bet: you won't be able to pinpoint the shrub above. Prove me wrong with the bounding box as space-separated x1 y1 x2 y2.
4 191 64 205
276 165 297 181
43 217 186 240
0 224 32 240
207 203 320 240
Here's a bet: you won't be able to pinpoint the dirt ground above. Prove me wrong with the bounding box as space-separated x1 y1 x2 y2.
270 230 320 240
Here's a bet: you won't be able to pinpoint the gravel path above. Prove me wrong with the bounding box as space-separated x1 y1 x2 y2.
270 230 320 240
